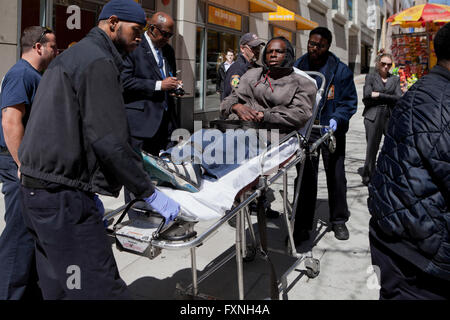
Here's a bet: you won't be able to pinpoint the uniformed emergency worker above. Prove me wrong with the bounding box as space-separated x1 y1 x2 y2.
222 33 264 100
17 0 179 299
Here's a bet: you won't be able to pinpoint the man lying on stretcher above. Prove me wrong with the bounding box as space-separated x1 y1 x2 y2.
142 37 317 195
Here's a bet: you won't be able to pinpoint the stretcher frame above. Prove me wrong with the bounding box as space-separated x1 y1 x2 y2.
104 71 333 300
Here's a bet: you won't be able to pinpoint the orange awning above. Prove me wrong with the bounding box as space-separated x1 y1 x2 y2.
249 0 277 13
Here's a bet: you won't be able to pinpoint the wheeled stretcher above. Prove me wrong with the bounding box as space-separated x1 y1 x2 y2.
104 71 335 300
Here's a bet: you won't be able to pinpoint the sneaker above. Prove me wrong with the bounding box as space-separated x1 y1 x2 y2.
332 223 349 240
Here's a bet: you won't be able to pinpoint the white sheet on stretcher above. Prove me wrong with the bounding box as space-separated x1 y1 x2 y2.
158 137 300 221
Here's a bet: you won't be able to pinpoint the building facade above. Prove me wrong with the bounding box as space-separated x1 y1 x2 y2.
1 0 398 131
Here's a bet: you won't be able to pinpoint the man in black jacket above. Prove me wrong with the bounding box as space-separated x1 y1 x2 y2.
17 0 180 299
368 22 450 299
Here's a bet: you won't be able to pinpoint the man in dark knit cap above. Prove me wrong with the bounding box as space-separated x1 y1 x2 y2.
17 0 180 299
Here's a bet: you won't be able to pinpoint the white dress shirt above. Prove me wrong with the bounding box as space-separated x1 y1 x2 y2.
145 31 165 91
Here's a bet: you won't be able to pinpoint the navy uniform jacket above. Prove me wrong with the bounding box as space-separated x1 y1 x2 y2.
294 52 357 136
223 53 259 100
121 37 178 139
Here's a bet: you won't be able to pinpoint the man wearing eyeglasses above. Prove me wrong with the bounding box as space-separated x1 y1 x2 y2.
0 26 57 300
222 33 264 100
121 12 182 214
122 11 181 158
292 27 357 244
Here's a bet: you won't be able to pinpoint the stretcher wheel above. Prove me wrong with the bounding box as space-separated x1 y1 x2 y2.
243 245 256 262
328 135 336 153
305 258 320 279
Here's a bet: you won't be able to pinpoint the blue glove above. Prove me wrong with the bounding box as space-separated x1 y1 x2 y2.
93 194 107 228
144 189 180 224
327 119 337 132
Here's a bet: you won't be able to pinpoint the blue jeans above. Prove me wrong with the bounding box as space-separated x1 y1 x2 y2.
0 154 39 299
165 129 266 179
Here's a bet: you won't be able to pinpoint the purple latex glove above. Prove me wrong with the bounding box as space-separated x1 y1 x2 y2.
326 119 337 132
144 189 180 225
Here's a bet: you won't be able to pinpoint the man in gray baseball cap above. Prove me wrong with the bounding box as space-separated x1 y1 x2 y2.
222 33 265 99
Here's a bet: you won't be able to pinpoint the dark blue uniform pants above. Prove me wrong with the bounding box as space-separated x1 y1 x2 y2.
0 154 40 300
294 128 349 233
20 185 130 299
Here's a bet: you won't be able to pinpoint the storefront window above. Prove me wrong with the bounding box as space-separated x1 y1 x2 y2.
52 0 108 51
204 30 239 111
195 27 205 112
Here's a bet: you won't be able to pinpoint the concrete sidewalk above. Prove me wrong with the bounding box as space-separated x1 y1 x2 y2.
0 74 379 300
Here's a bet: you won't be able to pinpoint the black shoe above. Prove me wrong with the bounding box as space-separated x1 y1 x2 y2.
266 207 280 219
362 176 370 186
332 223 349 240
228 216 237 228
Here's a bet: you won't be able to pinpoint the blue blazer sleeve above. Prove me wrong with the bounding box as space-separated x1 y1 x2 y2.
332 65 358 127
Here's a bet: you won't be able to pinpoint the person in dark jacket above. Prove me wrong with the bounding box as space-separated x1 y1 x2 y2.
216 49 235 101
361 53 402 185
292 27 357 244
367 22 450 300
222 33 264 100
17 0 179 299
121 11 181 156
0 26 57 300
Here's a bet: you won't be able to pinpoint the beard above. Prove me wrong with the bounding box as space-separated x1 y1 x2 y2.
113 25 131 55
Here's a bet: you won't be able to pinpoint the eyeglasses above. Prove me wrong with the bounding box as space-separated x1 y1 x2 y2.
153 25 173 39
380 62 393 68
35 27 52 46
307 40 326 49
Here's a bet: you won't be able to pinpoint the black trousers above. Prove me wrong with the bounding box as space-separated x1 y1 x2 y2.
294 128 349 233
362 106 391 179
20 185 130 299
370 234 450 300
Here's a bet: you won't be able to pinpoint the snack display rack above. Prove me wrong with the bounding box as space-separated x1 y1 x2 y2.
390 26 440 91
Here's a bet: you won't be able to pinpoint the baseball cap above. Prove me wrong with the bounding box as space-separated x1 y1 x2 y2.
240 33 265 47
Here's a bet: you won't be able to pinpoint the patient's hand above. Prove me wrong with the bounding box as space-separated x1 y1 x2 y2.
232 104 262 122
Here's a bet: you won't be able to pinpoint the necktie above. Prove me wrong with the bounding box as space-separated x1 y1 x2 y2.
156 48 168 111
156 49 166 79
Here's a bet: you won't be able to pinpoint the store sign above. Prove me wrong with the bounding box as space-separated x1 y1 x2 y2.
269 6 295 21
273 27 292 42
208 6 241 31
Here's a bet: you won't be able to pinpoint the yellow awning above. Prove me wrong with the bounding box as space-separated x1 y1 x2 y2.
295 14 319 30
294 14 319 30
249 0 278 13
268 5 318 30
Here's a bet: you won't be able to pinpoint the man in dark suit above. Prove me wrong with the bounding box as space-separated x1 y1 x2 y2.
361 53 402 185
121 11 181 156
